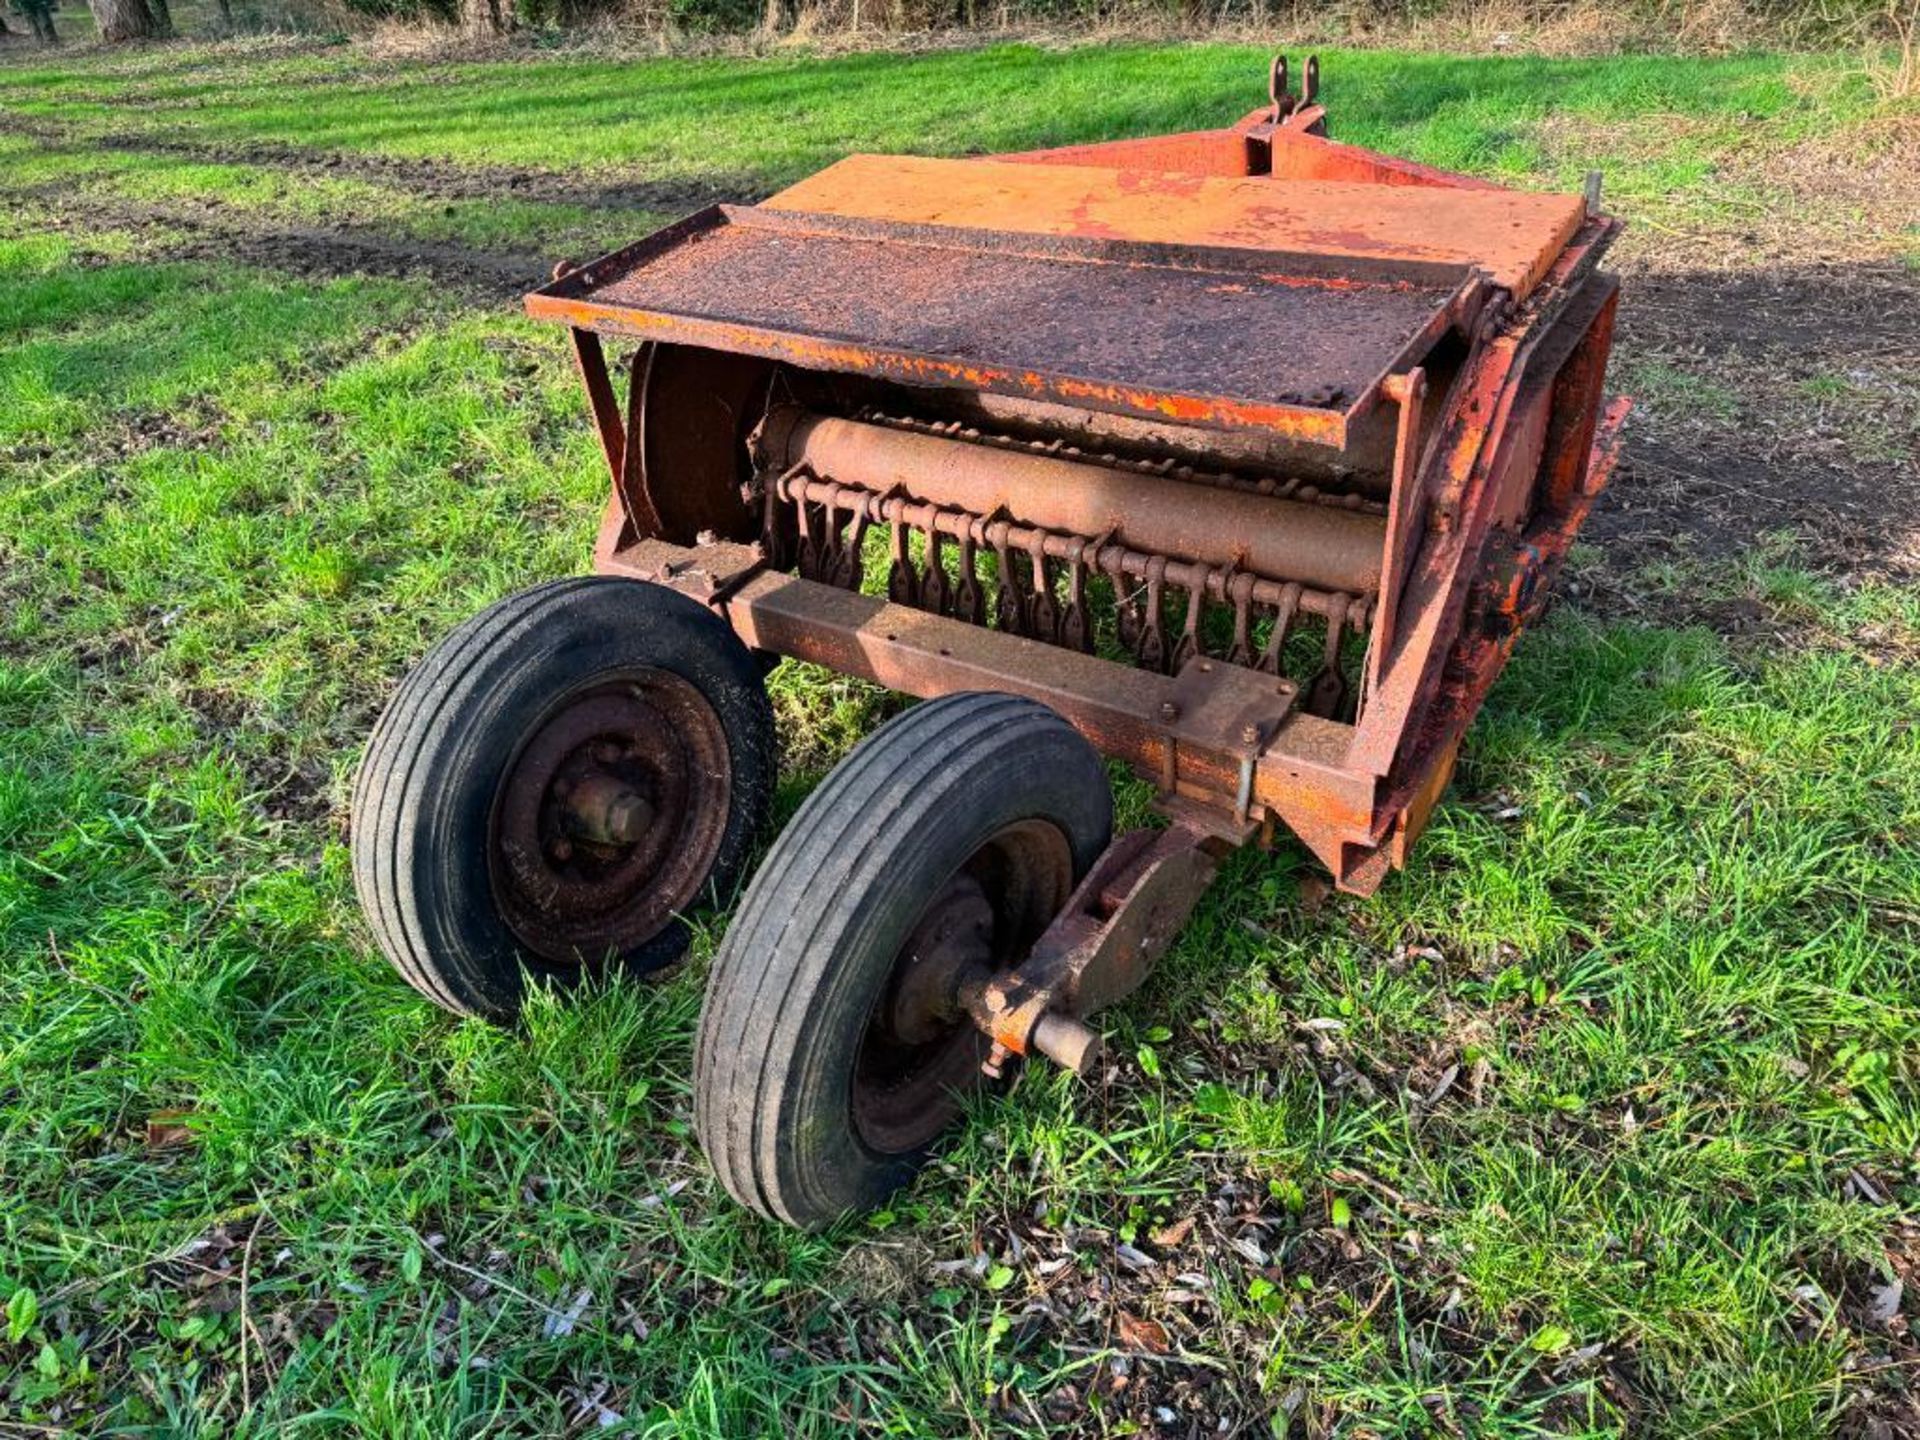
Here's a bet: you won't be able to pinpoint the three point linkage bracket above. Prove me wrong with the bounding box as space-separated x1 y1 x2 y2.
1269 53 1327 136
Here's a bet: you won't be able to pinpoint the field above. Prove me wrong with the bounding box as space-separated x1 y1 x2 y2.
3 32 1919 1438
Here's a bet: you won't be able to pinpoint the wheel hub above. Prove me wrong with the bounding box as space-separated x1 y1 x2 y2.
850 818 1075 1155
560 771 655 848
884 877 993 1046
490 672 730 966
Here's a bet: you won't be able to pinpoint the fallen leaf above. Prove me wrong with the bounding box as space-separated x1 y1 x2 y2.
636 1179 689 1210
1867 1279 1904 1326
1117 1312 1170 1355
1421 1065 1460 1107
1151 1216 1196 1249
145 1109 198 1149
542 1288 593 1339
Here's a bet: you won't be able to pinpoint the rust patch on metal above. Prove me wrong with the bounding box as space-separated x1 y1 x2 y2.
527 54 1628 1047
490 671 731 966
526 204 1482 445
765 154 1586 299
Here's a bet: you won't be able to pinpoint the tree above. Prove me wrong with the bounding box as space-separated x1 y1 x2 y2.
462 0 506 33
7 0 60 40
87 0 160 40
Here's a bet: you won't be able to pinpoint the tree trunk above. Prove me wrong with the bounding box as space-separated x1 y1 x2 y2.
87 0 156 41
31 6 61 41
146 0 173 35
211 0 231 25
461 0 505 34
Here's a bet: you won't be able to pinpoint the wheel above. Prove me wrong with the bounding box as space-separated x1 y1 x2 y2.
352 576 776 1021
694 692 1112 1229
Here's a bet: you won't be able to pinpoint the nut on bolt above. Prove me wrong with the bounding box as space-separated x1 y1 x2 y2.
563 774 654 847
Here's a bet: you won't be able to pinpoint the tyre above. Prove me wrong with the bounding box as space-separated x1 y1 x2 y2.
695 692 1112 1229
352 576 775 1021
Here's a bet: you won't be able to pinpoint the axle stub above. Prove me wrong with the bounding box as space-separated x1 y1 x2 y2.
693 692 1111 1230
352 577 775 1021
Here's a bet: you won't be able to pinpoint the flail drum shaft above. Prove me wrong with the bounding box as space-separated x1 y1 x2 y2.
756 407 1390 595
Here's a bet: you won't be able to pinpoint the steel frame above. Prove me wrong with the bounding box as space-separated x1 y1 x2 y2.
531 59 1628 1070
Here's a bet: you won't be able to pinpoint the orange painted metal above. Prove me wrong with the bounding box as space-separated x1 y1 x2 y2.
529 55 1626 905
766 155 1586 299
995 127 1262 177
1258 127 1503 190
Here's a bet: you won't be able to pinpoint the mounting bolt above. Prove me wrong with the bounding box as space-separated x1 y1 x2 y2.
562 775 654 847
1241 722 1261 746
1159 701 1180 722
980 1041 1013 1080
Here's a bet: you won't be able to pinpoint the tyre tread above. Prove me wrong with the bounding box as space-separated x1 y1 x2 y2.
352 577 773 1020
694 693 1110 1226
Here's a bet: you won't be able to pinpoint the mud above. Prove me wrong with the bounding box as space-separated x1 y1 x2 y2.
30 189 555 298
1590 258 1920 601
6 111 760 215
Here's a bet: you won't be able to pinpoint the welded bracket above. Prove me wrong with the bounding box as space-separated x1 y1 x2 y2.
1159 659 1297 830
962 823 1225 1075
1366 366 1430 702
1267 53 1325 133
614 537 765 604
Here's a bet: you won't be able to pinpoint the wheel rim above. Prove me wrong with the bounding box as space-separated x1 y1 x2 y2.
490 669 730 967
851 818 1074 1154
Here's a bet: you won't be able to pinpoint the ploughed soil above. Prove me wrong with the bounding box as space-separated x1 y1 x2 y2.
1594 256 1920 610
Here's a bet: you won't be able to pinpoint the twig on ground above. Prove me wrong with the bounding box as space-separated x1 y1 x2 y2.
239 1211 264 1414
409 1228 578 1322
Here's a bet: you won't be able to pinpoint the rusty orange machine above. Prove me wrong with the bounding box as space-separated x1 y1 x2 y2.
352 60 1628 1228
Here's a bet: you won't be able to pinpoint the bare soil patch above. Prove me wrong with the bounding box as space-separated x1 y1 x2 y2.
100 131 749 214
2 111 753 214
1589 256 1920 611
27 188 554 296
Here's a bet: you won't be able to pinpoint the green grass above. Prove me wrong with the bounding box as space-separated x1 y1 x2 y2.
0 39 1888 209
2 34 1917 1439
